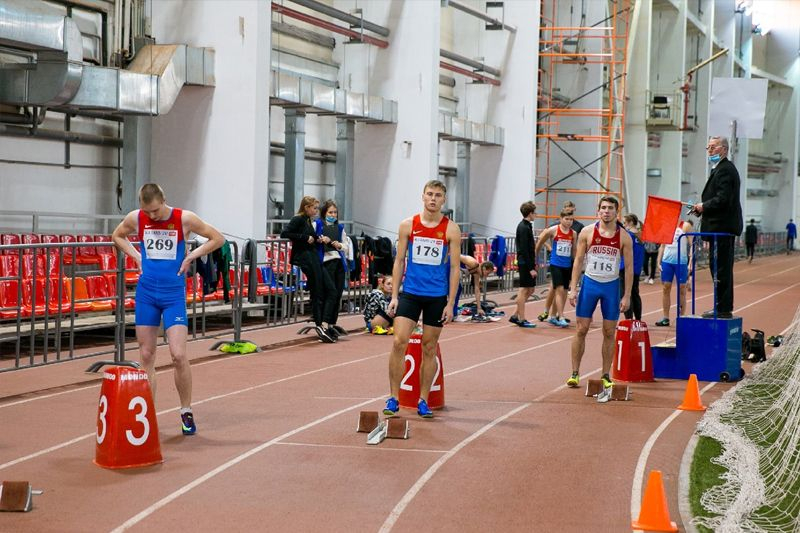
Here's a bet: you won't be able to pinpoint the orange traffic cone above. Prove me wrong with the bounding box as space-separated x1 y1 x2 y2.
631 470 678 532
677 373 706 411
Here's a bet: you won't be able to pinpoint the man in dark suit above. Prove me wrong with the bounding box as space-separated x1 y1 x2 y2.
691 136 743 319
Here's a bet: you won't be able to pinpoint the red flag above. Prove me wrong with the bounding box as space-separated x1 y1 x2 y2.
641 196 683 244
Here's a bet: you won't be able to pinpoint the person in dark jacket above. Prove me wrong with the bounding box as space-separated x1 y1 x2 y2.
510 201 537 328
745 219 758 263
690 136 744 319
280 196 337 343
316 200 349 336
620 214 645 320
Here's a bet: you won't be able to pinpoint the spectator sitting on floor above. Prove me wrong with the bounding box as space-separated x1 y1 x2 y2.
363 275 394 334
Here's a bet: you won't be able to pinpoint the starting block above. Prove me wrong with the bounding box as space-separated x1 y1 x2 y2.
584 379 630 401
0 481 42 512
356 411 380 433
386 418 409 439
365 418 409 445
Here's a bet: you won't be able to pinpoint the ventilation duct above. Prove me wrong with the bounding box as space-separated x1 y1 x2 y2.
0 0 83 106
438 112 504 146
0 1 215 115
270 70 397 124
67 45 215 115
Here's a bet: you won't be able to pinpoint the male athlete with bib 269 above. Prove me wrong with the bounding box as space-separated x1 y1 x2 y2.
113 184 224 435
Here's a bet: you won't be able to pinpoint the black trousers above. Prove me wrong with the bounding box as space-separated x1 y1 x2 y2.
293 252 337 326
746 243 755 260
707 236 735 314
619 272 642 320
323 259 346 325
643 252 658 279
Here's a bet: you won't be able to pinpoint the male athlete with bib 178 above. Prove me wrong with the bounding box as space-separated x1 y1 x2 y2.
384 180 461 418
566 196 633 403
112 183 224 435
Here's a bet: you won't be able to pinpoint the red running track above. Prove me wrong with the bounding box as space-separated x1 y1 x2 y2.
1 254 799 532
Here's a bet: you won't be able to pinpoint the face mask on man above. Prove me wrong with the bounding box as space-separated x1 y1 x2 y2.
708 154 721 164
325 216 336 223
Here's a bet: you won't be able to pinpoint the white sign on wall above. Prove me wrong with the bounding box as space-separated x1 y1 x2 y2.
709 77 768 139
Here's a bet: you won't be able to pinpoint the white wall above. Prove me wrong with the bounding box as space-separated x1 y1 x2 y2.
350 0 440 237
0 114 121 233
470 0 539 235
149 0 271 240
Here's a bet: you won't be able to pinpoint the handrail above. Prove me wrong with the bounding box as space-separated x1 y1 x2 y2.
677 231 732 318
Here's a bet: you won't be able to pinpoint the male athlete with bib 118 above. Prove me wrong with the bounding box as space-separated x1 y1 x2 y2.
566 196 632 403
112 184 224 435
384 180 461 418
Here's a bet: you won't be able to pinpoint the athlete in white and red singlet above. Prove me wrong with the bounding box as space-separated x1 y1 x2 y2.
565 196 633 402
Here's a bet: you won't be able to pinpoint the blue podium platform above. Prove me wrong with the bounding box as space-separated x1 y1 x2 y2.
652 315 744 382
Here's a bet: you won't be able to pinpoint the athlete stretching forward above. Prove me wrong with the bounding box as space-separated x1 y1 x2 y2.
566 196 632 403
113 184 224 434
384 180 461 418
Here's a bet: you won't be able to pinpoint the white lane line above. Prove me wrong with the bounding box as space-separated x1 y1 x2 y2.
110 397 381 533
0 383 100 409
678 433 701 533
276 442 448 454
0 327 506 471
5 257 791 410
0 433 96 471
0 321 506 410
629 283 800 524
374 372 602 533
378 402 531 533
629 382 717 524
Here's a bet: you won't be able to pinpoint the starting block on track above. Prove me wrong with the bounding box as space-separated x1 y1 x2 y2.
386 418 409 439
365 418 409 445
356 411 380 433
0 481 42 512
585 379 630 401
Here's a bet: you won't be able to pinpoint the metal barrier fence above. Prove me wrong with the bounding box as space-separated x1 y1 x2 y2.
0 240 240 372
3 226 787 372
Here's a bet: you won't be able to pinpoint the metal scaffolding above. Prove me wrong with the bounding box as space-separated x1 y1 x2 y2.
536 0 634 223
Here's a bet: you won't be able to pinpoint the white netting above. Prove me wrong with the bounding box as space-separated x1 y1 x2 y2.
694 305 800 532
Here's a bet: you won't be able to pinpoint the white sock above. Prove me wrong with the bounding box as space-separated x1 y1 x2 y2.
180 407 192 415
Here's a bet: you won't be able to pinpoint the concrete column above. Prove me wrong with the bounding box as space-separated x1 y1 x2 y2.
121 116 152 212
284 109 306 215
456 141 471 227
335 118 355 222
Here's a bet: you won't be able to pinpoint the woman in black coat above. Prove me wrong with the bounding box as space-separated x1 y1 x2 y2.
280 196 338 343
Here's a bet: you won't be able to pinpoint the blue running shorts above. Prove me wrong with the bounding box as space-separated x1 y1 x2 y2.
575 275 620 321
660 262 688 284
135 284 188 330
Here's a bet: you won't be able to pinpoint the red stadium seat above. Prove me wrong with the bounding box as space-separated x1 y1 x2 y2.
21 279 48 316
59 235 77 265
75 235 100 265
1 234 21 256
99 253 117 273
57 278 92 313
0 256 19 279
124 255 140 284
21 234 40 254
21 255 45 280
84 276 115 311
93 235 114 256
102 273 135 309
0 280 22 318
